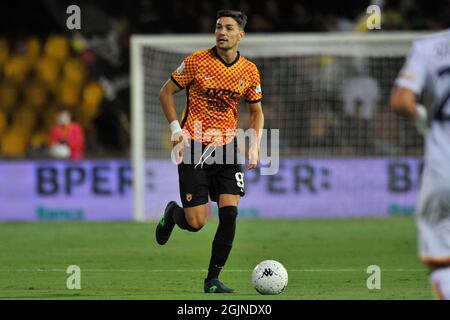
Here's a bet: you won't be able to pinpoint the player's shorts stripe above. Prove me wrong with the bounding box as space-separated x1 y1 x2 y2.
245 98 262 104
170 76 184 89
180 85 190 128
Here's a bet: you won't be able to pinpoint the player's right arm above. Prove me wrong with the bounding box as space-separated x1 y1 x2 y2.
160 54 197 163
160 79 183 125
160 54 198 129
160 79 188 163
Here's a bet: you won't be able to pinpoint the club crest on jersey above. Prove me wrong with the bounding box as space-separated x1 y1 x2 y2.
186 194 192 202
176 62 185 74
238 77 246 89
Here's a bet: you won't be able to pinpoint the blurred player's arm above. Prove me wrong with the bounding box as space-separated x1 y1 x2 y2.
390 87 428 136
160 79 188 163
391 42 428 135
160 79 183 127
390 86 418 118
245 65 264 169
247 101 264 169
161 55 196 140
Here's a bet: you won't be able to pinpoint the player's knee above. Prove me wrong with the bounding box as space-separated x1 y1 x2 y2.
197 216 208 228
185 215 205 231
219 206 238 224
219 195 240 207
190 219 206 230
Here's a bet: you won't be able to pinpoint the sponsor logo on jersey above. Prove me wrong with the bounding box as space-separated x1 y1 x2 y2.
207 99 228 112
205 88 240 99
176 62 185 74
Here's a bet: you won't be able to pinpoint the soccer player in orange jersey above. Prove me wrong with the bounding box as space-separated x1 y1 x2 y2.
156 10 264 293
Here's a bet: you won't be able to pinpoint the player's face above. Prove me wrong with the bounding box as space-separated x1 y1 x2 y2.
215 17 244 50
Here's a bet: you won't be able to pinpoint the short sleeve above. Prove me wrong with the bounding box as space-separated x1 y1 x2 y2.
244 65 263 104
394 42 427 94
171 54 197 89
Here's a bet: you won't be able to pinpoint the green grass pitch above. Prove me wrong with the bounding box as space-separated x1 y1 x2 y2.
0 217 433 300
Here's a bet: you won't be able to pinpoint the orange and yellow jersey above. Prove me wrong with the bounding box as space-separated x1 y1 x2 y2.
171 46 262 146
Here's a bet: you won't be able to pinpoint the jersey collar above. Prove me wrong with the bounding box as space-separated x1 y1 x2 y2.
211 46 240 67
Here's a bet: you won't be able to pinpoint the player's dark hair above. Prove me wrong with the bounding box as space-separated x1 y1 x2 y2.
216 10 247 30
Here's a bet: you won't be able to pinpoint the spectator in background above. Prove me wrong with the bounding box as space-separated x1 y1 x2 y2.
48 109 85 160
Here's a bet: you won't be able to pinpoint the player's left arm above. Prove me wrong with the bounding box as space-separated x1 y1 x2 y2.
244 64 264 169
390 87 418 118
247 101 264 169
390 42 428 135
391 86 428 136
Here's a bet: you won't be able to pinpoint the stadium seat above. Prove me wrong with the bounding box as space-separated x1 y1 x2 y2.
43 106 60 131
0 111 6 137
63 58 87 86
81 81 104 120
13 107 37 136
44 35 70 64
24 81 48 112
4 55 30 85
0 34 99 158
25 36 42 64
57 80 81 110
30 130 49 149
0 82 18 114
1 128 28 157
35 56 60 93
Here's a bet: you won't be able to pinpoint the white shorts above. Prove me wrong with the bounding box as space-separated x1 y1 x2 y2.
416 169 450 265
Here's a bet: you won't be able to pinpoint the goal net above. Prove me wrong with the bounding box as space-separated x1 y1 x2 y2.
131 32 431 221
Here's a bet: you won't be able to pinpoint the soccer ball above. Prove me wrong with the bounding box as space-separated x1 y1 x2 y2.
252 260 288 295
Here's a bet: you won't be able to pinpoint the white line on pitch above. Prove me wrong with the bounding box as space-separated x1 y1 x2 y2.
0 268 426 273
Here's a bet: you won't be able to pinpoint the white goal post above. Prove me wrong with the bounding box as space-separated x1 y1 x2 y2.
131 32 432 221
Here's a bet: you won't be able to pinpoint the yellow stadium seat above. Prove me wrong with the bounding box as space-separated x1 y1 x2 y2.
13 107 37 135
25 36 42 63
0 111 7 136
1 128 28 157
24 81 48 112
35 56 60 92
4 55 30 84
44 35 70 63
71 108 88 128
0 82 18 114
57 80 81 109
30 130 49 149
43 106 60 130
81 81 104 119
63 58 87 85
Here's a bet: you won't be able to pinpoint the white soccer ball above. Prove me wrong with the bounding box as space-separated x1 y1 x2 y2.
252 260 288 295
